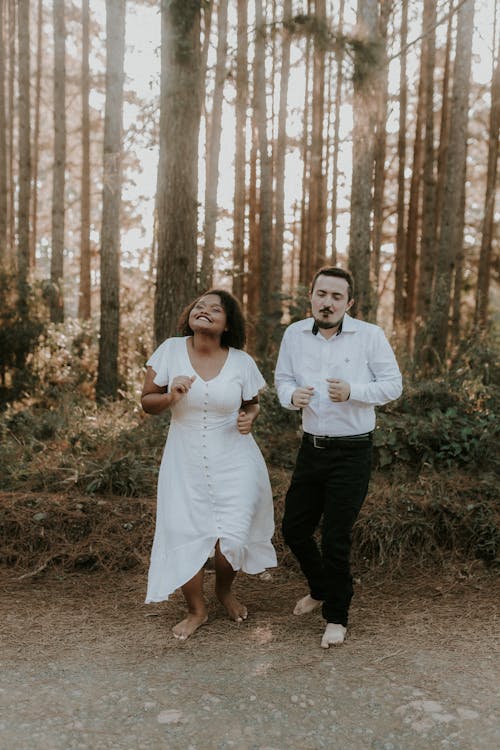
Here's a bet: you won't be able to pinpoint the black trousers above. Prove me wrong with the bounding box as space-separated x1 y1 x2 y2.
282 435 372 626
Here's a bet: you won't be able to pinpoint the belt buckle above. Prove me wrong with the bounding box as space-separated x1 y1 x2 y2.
312 435 326 449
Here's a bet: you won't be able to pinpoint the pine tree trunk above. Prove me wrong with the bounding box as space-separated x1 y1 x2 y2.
78 0 91 320
272 0 292 309
427 0 475 364
17 0 30 315
404 29 426 345
0 0 7 266
299 26 312 286
371 0 390 311
307 0 327 272
154 1 202 345
96 0 126 399
475 33 500 329
200 0 228 290
30 0 43 270
232 0 248 302
7 0 15 257
435 6 453 250
349 0 379 320
450 177 466 345
416 0 437 332
254 0 273 359
393 0 408 328
50 0 66 324
330 0 345 266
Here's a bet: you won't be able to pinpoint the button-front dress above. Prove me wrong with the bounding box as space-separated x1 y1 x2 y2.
145 336 277 603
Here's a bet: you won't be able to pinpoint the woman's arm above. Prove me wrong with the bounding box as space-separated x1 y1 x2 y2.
236 396 260 434
141 367 195 414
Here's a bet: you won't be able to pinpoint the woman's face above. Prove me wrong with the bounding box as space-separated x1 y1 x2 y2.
188 294 228 337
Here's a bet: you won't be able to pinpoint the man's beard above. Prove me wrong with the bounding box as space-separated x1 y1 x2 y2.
314 312 344 330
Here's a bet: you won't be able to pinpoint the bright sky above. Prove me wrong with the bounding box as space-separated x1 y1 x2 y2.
92 0 498 271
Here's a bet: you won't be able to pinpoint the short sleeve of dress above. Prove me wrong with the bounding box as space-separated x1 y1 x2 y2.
146 339 172 387
242 352 267 401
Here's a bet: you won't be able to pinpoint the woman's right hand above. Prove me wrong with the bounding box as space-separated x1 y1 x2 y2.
170 375 196 402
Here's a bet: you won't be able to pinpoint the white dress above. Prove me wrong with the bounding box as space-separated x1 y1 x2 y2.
145 336 277 603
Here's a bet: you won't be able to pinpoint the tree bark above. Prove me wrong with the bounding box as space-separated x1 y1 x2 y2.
307 0 327 272
96 0 126 399
349 0 380 320
200 0 228 290
154 1 202 345
7 0 15 256
330 0 345 266
371 0 390 312
232 0 248 302
78 0 91 320
50 0 66 324
0 0 7 266
254 0 273 358
427 0 475 364
393 0 408 328
416 0 438 332
30 0 43 270
272 0 292 307
475 32 500 329
17 0 30 315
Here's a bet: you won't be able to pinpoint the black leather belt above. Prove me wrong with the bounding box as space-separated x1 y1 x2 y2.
303 431 373 449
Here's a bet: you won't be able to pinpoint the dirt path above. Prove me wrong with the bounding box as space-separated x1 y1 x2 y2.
1 566 499 750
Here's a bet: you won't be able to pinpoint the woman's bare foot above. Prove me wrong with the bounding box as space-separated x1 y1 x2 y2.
216 589 248 622
293 594 323 615
172 612 208 641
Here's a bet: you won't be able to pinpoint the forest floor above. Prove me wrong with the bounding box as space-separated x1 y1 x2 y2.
1 562 499 750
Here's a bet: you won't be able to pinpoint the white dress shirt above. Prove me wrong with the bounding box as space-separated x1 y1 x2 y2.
274 314 402 437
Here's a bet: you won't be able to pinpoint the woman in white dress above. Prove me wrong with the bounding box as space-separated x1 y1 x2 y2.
141 290 277 640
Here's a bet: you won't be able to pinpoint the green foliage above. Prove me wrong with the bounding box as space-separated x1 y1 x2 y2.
0 271 45 401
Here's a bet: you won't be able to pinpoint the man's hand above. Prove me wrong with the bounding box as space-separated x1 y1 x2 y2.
326 378 350 402
291 386 314 408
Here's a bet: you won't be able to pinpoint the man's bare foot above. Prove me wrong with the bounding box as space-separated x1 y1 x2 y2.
293 594 323 615
172 612 208 641
320 623 347 648
216 590 248 622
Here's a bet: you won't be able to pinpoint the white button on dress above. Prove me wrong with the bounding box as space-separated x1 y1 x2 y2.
145 336 277 603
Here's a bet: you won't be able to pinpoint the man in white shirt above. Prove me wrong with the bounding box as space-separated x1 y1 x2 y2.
275 267 402 648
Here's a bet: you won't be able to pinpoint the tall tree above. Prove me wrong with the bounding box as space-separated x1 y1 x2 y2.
371 0 390 308
404 22 426 343
17 0 30 314
78 0 91 320
349 0 380 319
30 0 43 269
272 0 292 303
254 0 273 357
96 0 126 399
299 21 312 285
330 0 345 265
393 0 408 329
427 0 475 363
475 31 500 329
200 0 228 290
50 0 66 323
7 0 15 254
232 0 248 301
154 0 202 344
416 0 438 332
306 0 327 271
0 0 7 266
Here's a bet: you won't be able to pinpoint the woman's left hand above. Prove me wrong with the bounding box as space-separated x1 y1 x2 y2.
237 410 254 434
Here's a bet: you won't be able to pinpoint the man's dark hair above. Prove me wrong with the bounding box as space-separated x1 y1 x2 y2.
178 289 246 349
310 266 355 301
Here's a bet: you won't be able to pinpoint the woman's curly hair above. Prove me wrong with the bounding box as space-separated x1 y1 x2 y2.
178 289 246 349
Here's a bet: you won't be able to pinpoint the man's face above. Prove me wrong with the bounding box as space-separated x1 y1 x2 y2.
310 275 354 331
